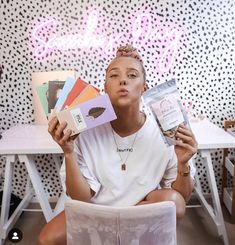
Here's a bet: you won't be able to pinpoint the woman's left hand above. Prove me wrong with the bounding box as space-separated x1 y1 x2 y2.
174 123 198 165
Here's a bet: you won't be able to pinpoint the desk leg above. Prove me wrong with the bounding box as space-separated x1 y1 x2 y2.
52 154 62 176
194 150 229 245
51 155 67 215
0 155 15 244
0 155 33 245
18 155 54 223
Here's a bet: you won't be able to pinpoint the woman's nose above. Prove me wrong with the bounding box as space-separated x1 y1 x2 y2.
119 80 127 85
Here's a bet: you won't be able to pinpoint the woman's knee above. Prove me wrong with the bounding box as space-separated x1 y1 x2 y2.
145 189 186 220
154 189 186 220
38 231 55 245
38 230 62 245
38 211 66 245
168 190 186 220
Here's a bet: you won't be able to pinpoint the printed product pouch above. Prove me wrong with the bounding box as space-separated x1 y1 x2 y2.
142 79 189 145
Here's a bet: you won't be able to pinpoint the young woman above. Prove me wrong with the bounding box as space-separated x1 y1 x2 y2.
38 44 197 245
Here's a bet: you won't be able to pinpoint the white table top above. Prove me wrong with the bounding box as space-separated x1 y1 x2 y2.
0 119 235 155
190 118 235 149
0 124 62 154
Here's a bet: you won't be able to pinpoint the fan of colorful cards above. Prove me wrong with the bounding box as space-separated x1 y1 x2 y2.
51 77 116 136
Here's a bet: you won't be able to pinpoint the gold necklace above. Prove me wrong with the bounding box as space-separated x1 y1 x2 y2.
111 129 139 171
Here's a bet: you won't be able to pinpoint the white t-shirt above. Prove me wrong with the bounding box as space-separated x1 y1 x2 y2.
60 113 195 206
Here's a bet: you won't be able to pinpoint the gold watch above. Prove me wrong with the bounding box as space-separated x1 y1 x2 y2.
178 164 191 177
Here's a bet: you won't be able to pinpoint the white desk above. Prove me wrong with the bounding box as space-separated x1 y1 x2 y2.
0 125 63 245
190 118 235 245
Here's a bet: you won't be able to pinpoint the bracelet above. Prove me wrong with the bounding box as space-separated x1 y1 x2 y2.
178 164 191 177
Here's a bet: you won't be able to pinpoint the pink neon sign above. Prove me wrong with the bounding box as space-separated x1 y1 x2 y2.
32 10 183 73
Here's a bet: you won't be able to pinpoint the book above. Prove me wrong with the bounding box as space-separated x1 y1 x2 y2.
61 78 89 109
32 70 76 124
68 85 100 108
48 80 65 114
54 77 76 112
56 94 117 136
36 82 48 117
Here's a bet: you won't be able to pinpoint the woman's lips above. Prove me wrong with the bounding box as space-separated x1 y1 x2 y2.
117 88 129 96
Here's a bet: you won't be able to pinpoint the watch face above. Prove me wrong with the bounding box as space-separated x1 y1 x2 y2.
183 164 190 173
178 165 190 176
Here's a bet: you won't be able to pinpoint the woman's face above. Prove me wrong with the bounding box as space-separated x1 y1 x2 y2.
104 56 147 108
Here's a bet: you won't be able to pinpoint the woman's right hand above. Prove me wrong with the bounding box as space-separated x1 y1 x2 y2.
48 116 77 155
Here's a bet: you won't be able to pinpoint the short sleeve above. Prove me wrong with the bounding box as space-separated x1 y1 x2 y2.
188 154 196 179
159 147 196 189
160 147 178 188
60 138 101 195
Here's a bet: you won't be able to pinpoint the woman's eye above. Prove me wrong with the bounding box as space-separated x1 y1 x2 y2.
128 73 137 78
110 74 118 78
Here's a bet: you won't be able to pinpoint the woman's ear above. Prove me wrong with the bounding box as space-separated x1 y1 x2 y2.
104 81 107 93
143 82 149 92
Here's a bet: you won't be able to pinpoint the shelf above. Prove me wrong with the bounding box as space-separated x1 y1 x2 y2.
223 157 234 215
223 187 233 214
225 157 234 177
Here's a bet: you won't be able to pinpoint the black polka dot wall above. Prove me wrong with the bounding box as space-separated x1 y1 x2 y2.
0 0 234 197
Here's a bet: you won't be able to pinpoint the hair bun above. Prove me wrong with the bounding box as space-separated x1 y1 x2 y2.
116 44 143 62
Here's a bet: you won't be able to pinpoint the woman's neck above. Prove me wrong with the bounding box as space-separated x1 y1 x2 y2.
111 107 145 137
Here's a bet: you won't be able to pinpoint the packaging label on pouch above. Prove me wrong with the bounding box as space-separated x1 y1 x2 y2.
151 95 184 131
143 79 189 145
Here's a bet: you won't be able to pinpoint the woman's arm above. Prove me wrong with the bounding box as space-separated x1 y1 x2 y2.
171 165 194 202
48 116 93 201
64 151 93 201
172 124 198 202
